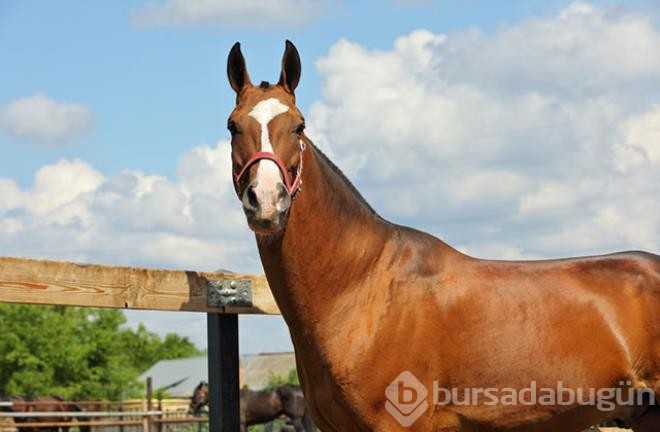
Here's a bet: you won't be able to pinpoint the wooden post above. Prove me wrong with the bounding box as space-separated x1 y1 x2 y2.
119 397 125 432
207 313 240 432
157 395 163 432
146 377 153 409
146 377 153 432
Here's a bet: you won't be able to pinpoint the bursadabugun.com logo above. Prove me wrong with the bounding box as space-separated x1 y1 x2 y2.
385 371 655 427
385 371 429 426
432 380 654 411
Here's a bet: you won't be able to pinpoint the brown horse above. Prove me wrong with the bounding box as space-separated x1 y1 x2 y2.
188 381 315 431
0 395 89 432
224 40 660 431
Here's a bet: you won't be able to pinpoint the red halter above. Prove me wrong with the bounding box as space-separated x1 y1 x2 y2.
233 139 305 198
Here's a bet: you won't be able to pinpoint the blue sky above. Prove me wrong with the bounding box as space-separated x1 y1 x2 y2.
1 0 659 354
0 0 582 182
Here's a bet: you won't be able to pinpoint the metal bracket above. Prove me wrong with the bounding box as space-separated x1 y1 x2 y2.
207 279 253 307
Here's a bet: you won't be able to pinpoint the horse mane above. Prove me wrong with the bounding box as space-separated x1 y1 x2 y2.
306 138 380 218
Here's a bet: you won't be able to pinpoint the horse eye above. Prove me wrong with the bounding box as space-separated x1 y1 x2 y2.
227 119 239 136
294 122 305 135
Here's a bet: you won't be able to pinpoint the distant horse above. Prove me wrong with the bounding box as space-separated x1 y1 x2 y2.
0 395 89 432
188 381 315 432
224 40 660 431
1 395 30 429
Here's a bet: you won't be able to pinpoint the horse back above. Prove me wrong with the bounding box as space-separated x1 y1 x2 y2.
451 250 660 365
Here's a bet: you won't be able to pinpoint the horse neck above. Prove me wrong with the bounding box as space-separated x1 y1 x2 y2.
256 142 393 328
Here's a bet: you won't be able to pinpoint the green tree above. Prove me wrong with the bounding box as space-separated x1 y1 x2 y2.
0 304 201 400
263 368 300 389
121 323 201 374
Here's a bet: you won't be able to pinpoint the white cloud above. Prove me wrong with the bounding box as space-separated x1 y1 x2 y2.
439 1 660 94
449 171 529 208
612 104 660 172
0 139 257 271
308 3 660 258
0 94 93 146
133 0 328 28
0 179 22 213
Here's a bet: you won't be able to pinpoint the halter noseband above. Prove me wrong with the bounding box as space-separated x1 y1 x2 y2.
233 139 305 198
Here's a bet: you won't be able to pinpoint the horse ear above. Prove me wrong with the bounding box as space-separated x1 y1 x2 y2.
278 40 301 94
227 42 252 95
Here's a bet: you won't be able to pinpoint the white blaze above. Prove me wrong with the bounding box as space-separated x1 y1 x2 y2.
249 97 289 153
248 98 290 212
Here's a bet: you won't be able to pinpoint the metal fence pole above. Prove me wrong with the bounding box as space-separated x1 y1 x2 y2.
207 313 240 432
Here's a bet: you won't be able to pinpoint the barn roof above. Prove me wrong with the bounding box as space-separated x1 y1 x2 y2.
139 352 296 397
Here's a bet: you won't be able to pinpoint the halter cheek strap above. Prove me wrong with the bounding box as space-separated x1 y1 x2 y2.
233 139 305 198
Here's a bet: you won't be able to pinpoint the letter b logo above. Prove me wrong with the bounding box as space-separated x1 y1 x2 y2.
398 380 418 404
385 371 428 427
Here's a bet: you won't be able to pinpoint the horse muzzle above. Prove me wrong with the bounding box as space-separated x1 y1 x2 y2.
241 179 292 234
234 149 303 234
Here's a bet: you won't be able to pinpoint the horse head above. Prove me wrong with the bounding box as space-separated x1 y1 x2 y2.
227 41 305 235
188 381 209 415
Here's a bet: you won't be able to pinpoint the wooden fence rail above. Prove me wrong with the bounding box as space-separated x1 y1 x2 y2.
0 400 209 430
0 256 278 314
1 411 208 431
1 410 164 418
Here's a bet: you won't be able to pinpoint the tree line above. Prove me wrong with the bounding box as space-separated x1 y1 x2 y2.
0 304 202 400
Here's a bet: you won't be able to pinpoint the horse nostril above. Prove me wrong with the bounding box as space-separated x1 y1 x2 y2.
248 187 258 208
277 183 291 210
277 183 287 200
243 182 260 212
